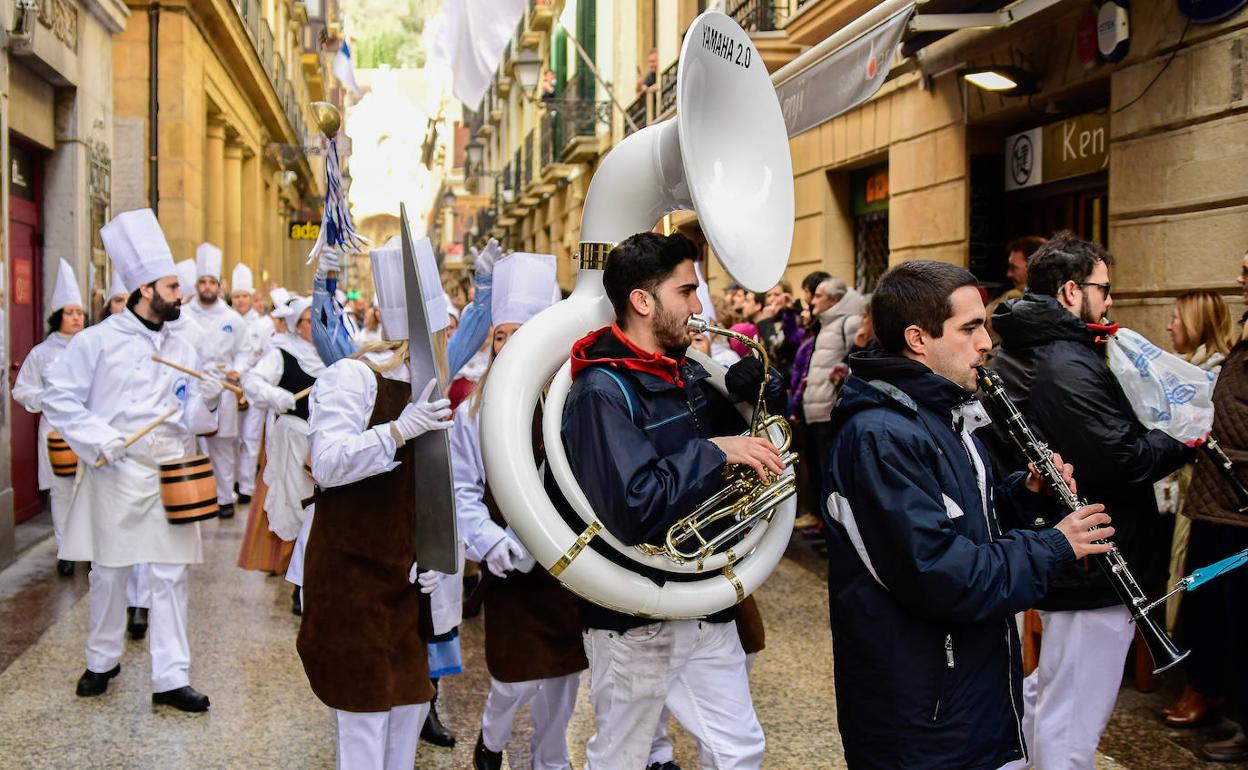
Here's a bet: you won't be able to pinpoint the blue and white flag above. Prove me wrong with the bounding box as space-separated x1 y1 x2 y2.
333 40 360 98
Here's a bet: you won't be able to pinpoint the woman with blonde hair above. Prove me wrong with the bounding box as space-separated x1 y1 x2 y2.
1161 288 1237 730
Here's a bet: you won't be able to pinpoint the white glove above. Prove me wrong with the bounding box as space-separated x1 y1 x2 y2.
415 568 446 594
199 377 224 406
483 534 527 578
274 390 297 413
388 379 452 444
315 247 341 280
505 527 537 573
100 438 127 465
475 238 501 278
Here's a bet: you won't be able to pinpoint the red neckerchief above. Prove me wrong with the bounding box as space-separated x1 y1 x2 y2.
1087 321 1120 345
569 324 685 386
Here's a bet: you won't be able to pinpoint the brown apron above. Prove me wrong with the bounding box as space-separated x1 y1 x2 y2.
735 595 765 655
237 424 294 573
482 484 589 683
297 371 435 711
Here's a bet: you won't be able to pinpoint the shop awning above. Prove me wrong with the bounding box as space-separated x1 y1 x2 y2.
771 0 1068 138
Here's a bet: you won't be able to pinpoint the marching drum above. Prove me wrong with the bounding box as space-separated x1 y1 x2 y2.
159 455 220 524
46 432 79 477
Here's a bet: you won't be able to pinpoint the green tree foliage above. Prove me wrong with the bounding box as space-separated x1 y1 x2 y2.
342 0 435 69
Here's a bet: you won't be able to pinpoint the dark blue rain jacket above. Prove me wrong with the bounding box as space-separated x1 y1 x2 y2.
560 325 783 632
825 350 1074 769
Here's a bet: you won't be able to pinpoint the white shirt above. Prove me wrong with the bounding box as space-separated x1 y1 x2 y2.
182 298 250 376
307 355 407 489
13 332 71 489
450 407 507 562
243 335 327 412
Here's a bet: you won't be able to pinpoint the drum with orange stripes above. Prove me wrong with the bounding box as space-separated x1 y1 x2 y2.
159 455 219 524
46 432 79 477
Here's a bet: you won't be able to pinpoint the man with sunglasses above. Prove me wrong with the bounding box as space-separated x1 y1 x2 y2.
991 231 1193 769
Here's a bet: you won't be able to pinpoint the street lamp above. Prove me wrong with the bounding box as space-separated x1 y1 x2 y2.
960 66 1040 96
465 140 484 175
513 47 544 101
442 190 457 209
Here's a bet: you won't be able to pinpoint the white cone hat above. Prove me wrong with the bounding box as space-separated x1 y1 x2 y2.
50 258 83 312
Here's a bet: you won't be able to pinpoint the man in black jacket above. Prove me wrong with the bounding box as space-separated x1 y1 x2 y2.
561 232 784 770
993 232 1194 769
826 259 1112 769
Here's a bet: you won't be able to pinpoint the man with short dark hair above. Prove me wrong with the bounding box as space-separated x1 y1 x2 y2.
562 231 783 769
825 259 1113 769
993 233 1193 769
1007 235 1046 295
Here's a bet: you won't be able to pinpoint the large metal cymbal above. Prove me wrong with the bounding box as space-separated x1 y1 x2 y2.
311 102 341 138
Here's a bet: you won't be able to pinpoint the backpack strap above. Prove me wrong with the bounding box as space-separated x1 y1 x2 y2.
594 366 637 424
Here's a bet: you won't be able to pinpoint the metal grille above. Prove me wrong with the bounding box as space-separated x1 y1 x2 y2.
854 211 889 294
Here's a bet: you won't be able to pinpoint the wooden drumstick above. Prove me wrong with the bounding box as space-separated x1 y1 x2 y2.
94 407 179 468
151 356 244 396
292 384 315 401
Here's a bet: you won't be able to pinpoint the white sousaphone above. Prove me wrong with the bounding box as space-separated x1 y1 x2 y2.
481 10 795 618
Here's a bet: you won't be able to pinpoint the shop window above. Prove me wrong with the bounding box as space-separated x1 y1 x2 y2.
851 164 889 293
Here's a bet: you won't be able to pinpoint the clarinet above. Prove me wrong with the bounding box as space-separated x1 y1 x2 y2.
1200 436 1248 513
975 366 1189 674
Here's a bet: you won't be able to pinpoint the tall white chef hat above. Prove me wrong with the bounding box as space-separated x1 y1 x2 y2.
107 270 127 300
269 287 292 316
99 208 177 293
492 252 558 327
369 235 449 342
195 242 223 281
50 258 83 312
231 262 254 294
175 259 197 303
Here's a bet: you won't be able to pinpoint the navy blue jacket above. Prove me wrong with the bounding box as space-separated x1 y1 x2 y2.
560 325 783 631
825 350 1075 770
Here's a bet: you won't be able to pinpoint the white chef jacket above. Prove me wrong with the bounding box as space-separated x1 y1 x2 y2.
13 332 72 489
308 352 462 634
41 310 219 567
450 407 508 563
243 335 326 541
241 310 276 370
183 299 249 438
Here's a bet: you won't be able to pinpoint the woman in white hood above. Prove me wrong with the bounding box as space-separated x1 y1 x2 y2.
13 258 88 576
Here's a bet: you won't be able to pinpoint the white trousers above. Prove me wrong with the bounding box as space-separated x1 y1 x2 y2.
237 407 264 496
285 505 315 588
127 563 151 609
584 620 764 770
481 673 580 770
49 473 74 546
1001 606 1135 770
86 562 191 692
202 434 238 505
647 652 759 766
333 703 430 770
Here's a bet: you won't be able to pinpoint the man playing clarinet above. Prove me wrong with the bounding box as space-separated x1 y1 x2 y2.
823 260 1112 769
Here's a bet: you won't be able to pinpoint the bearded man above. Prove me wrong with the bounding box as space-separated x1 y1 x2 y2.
992 232 1193 769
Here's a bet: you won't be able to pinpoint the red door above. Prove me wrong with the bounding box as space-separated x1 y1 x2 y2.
9 140 43 524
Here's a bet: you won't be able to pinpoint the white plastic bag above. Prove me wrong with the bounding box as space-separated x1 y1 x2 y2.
1105 327 1214 443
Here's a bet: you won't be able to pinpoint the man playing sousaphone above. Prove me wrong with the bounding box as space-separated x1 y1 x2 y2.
560 232 784 769
42 208 222 712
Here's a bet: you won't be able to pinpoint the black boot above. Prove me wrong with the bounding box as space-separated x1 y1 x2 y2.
152 685 210 712
420 678 456 747
127 607 149 640
473 731 502 770
56 559 75 576
291 586 302 616
646 763 683 770
217 503 235 519
76 664 120 697
237 493 251 505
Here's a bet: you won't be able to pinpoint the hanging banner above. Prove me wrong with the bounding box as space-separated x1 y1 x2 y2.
1005 111 1109 191
774 5 914 138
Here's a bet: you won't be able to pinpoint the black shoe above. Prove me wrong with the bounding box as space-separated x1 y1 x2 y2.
57 559 75 576
473 732 502 770
127 607 149 640
152 685 210 712
76 664 120 697
421 698 456 747
217 503 235 519
291 586 302 616
646 763 683 770
237 493 251 505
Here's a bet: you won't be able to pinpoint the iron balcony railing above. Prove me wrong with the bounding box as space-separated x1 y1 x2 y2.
728 0 786 32
524 131 534 187
658 61 678 116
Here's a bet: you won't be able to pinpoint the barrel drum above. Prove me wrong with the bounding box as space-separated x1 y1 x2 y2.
159 455 220 524
47 432 79 477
